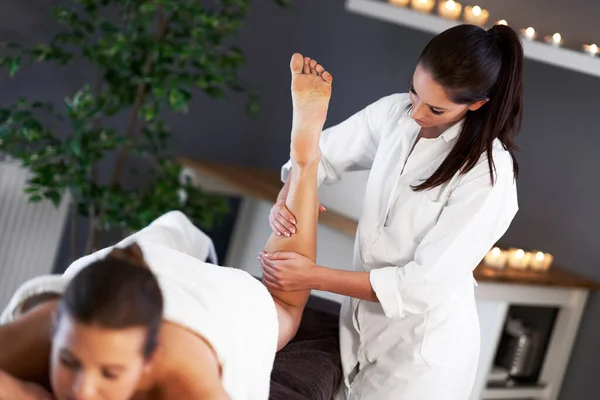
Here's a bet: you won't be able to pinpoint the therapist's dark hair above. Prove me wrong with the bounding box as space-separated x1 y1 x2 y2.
414 24 523 191
56 243 163 359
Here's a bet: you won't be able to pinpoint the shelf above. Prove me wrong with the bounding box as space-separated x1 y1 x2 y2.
178 157 359 237
346 0 600 79
178 157 600 290
482 386 547 399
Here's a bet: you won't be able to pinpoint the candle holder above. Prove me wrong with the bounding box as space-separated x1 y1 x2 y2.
507 248 531 270
545 32 563 47
410 0 435 14
463 5 489 26
529 251 554 272
583 44 599 57
389 0 410 6
438 0 462 20
484 247 507 269
521 27 537 41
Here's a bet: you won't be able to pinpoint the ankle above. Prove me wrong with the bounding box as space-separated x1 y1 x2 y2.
290 150 321 170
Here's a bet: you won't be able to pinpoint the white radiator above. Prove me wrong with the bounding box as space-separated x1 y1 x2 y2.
0 159 70 309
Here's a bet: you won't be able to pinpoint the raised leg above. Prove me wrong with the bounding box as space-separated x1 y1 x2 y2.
264 53 332 350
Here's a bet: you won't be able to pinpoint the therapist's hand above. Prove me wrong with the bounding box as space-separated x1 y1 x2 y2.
259 251 319 291
269 200 326 237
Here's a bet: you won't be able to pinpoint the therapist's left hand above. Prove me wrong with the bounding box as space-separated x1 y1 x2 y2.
259 251 318 291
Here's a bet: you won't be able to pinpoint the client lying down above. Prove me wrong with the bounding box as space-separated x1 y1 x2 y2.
0 53 333 400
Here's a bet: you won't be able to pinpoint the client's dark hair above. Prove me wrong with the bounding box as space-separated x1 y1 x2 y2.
58 243 163 359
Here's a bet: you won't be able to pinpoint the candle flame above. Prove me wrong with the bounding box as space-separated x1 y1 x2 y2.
516 249 525 259
472 5 482 16
536 252 545 261
492 247 501 256
525 27 536 38
552 32 562 44
590 44 599 53
496 20 507 26
445 0 456 10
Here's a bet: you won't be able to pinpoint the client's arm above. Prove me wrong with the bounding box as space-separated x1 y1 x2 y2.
0 300 57 386
0 369 54 400
260 54 333 350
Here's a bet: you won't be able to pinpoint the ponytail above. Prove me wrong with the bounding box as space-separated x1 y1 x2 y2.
480 24 523 181
415 24 524 191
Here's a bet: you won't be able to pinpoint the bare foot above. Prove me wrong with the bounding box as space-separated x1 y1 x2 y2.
290 53 333 167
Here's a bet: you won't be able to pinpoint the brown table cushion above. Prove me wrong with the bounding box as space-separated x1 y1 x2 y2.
269 297 342 400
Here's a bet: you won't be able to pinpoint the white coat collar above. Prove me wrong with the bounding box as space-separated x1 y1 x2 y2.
439 119 464 142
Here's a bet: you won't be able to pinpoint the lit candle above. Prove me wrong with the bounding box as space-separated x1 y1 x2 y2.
410 0 435 13
529 251 553 272
496 19 508 26
463 5 489 26
438 0 462 20
583 44 599 56
521 27 537 40
389 0 410 6
507 248 532 269
545 32 563 46
484 247 507 269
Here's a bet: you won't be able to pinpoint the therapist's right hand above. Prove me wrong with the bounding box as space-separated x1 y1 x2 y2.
269 199 326 237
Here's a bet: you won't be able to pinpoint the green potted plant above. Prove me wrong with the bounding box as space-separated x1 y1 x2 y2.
0 0 289 260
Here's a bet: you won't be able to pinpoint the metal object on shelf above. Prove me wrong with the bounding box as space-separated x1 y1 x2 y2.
495 318 543 382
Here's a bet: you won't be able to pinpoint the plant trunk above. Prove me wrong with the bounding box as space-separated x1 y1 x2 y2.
84 205 98 255
70 202 79 263
111 7 170 187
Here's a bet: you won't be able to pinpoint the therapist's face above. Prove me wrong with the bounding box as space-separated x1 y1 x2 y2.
409 64 485 128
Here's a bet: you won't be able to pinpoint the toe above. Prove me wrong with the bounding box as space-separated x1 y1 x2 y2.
322 71 333 84
316 64 324 76
310 59 318 74
290 53 304 75
303 57 311 74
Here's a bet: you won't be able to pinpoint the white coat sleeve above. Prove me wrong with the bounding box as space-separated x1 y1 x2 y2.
281 94 410 186
369 154 519 319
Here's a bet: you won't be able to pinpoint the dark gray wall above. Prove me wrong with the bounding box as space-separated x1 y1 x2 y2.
1 1 599 399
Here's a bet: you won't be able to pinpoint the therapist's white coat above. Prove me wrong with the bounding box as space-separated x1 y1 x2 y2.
282 93 519 399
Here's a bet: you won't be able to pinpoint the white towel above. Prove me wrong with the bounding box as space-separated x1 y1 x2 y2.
1 211 278 400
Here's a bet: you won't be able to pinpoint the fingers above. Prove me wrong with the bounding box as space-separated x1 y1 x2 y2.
262 267 282 290
270 203 297 236
276 214 296 235
259 255 284 290
319 204 327 212
269 220 279 235
278 205 297 225
275 203 297 235
261 251 295 261
273 220 292 237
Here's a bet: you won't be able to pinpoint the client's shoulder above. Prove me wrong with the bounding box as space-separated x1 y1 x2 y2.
150 322 228 399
